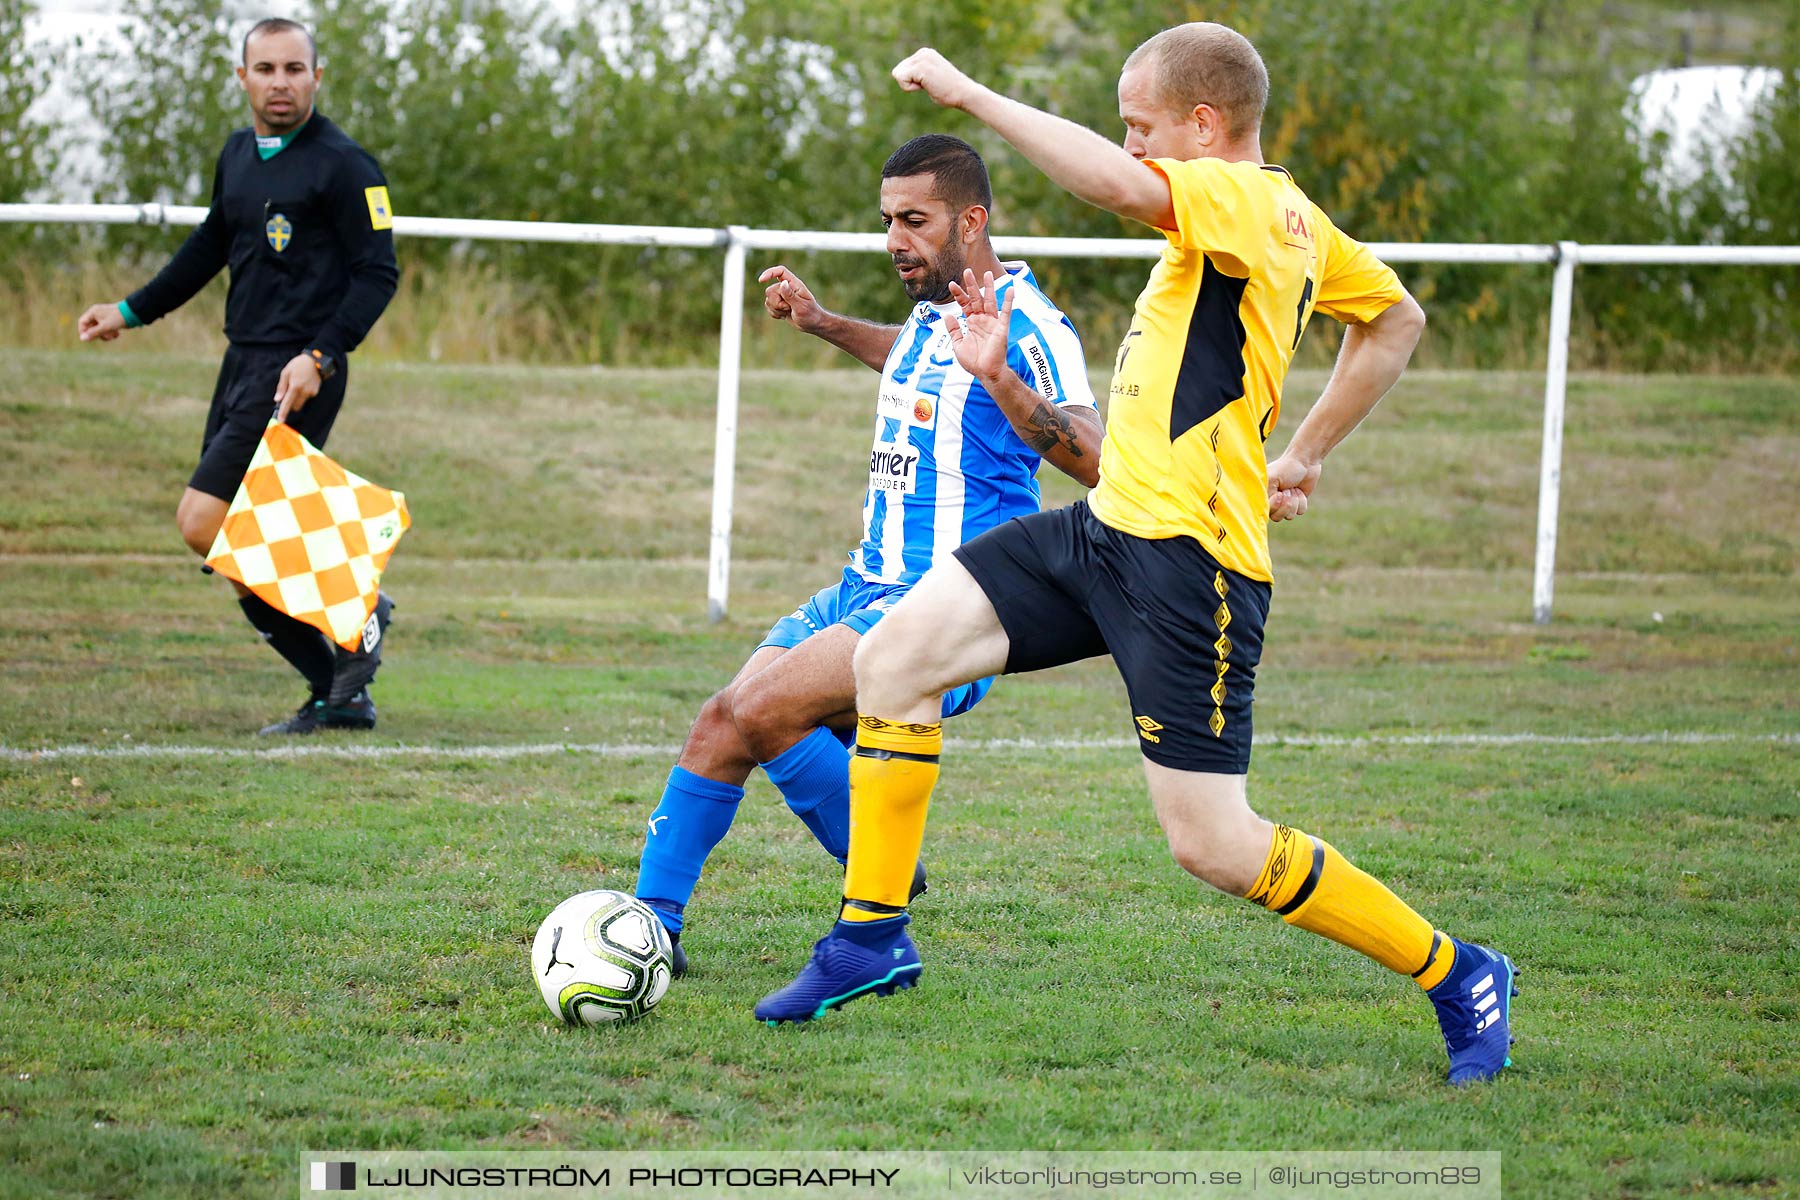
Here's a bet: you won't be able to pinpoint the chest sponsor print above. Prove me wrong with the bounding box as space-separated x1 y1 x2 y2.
877 386 939 430
869 442 922 494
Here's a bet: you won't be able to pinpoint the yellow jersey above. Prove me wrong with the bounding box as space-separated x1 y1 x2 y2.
1089 157 1405 582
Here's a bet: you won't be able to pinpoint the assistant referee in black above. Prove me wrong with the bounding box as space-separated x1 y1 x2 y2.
78 17 400 737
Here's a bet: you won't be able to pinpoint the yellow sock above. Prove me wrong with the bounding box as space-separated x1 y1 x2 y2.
839 716 940 923
1246 825 1453 987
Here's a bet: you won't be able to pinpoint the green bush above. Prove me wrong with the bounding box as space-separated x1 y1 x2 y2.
0 0 53 204
11 0 1798 369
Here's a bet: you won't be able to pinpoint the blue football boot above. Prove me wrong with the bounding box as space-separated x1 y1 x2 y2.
673 866 924 982
1428 939 1519 1085
754 930 922 1024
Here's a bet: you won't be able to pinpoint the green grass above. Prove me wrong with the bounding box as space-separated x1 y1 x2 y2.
1 351 1796 1198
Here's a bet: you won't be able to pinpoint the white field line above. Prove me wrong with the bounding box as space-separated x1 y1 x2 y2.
2 730 1793 764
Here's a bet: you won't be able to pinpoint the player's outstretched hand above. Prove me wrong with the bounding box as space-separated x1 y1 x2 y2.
1266 451 1320 522
758 265 828 335
892 49 981 111
946 268 1013 385
273 353 322 424
77 303 126 343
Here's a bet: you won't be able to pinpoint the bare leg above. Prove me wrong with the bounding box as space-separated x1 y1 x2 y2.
638 628 874 951
1140 760 1275 897
675 645 789 786
175 487 249 597
728 624 862 764
853 557 1010 721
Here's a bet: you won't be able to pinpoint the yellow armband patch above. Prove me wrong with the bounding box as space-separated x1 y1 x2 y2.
364 186 393 231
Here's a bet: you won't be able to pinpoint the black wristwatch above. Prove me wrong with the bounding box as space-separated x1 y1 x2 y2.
308 348 338 381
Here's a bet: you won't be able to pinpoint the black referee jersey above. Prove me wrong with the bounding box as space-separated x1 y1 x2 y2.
126 113 399 360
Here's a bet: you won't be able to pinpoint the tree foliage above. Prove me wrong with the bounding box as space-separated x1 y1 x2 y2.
84 0 241 205
32 0 1800 367
0 0 53 202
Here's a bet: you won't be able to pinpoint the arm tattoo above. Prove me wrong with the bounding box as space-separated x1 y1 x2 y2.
1025 403 1084 457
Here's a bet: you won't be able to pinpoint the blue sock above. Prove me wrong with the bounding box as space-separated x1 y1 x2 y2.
832 913 909 952
633 766 744 935
761 726 851 861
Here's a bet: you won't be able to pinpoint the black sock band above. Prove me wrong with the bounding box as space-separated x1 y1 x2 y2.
1411 930 1447 979
238 595 335 695
840 897 908 917
853 746 940 765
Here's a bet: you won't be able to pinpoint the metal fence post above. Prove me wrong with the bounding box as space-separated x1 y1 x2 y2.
6 205 1795 621
706 226 749 623
1532 241 1580 625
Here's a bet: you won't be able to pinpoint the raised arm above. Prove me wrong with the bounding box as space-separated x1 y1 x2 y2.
946 270 1102 489
1266 293 1426 521
759 265 900 372
892 49 1174 231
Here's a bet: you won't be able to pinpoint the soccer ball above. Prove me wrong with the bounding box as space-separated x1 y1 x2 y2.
531 890 674 1025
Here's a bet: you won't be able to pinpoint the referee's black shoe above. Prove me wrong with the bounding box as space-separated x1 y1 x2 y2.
328 592 393 706
257 689 378 736
323 689 378 730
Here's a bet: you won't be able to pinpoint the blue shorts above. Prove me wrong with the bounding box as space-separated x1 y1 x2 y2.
760 567 995 719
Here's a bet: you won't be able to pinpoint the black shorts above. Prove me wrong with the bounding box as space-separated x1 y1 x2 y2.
188 343 348 501
953 500 1272 774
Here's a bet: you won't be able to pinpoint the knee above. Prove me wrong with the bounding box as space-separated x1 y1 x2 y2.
1165 819 1266 897
176 511 214 557
728 676 786 763
1166 830 1228 892
174 498 221 558
682 690 745 767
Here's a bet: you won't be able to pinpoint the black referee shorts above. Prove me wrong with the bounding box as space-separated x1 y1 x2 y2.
953 500 1271 775
189 343 348 501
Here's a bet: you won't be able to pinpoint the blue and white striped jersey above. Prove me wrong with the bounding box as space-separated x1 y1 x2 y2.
851 261 1096 585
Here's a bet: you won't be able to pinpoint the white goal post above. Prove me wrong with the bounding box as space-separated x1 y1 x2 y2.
4 202 1796 624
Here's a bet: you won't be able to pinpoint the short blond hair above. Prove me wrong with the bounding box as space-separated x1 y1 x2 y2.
1125 22 1268 142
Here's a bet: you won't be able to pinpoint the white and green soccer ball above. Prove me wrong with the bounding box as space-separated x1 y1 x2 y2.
531 890 674 1025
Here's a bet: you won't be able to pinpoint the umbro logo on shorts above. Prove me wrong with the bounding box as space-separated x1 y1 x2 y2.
1134 715 1163 744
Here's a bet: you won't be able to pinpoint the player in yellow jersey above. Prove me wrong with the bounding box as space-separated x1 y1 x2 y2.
755 22 1519 1087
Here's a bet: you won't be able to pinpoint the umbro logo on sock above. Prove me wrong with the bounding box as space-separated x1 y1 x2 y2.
1470 971 1501 1032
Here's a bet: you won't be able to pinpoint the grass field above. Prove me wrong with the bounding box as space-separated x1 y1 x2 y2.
1 349 1796 1199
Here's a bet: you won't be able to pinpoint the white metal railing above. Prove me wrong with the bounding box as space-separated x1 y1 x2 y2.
5 202 1797 624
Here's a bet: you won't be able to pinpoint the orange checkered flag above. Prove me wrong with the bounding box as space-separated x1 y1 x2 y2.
205 421 411 651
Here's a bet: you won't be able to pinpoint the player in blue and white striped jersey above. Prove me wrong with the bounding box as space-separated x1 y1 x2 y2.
631 135 1101 975
855 252 1094 585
